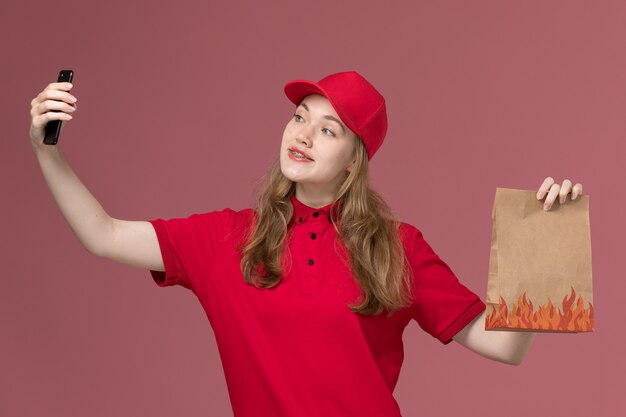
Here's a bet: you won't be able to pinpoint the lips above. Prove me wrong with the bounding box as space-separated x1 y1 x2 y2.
288 146 314 161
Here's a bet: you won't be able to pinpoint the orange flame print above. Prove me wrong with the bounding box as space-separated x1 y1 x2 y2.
486 286 594 332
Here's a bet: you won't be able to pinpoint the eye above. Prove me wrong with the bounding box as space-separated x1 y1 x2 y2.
293 113 334 136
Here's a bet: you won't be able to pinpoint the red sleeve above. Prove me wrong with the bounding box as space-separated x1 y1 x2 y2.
403 224 486 345
147 208 236 296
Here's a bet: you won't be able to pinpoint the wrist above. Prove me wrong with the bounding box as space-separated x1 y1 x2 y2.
31 139 59 156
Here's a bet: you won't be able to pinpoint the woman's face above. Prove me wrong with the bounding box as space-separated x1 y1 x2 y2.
280 94 357 194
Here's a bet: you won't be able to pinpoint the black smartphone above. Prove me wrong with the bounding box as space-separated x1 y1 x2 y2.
43 70 74 145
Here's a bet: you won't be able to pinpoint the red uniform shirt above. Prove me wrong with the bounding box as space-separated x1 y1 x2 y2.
148 194 485 417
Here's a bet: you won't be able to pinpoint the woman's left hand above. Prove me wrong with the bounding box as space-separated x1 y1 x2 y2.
536 177 583 211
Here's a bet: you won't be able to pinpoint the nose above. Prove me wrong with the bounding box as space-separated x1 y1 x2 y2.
296 126 314 147
296 136 309 147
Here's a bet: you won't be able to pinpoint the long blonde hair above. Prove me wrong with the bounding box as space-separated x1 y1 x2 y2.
238 137 414 317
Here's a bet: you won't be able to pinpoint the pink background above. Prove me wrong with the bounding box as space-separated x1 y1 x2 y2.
2 0 624 416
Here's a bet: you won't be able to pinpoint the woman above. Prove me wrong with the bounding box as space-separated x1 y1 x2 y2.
29 70 583 417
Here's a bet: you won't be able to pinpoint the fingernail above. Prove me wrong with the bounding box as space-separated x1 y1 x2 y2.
560 196 565 204
537 192 544 199
67 83 73 88
69 95 77 102
544 204 550 211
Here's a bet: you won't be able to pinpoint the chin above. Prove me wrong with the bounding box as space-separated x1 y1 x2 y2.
280 165 308 184
280 168 301 183
279 158 295 181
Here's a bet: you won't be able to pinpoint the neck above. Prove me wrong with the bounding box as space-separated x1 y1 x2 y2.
294 182 338 208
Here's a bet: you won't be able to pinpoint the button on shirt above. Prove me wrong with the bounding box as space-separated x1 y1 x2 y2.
148 195 486 417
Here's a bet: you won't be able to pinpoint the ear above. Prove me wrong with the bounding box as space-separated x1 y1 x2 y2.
346 135 359 173
346 158 356 173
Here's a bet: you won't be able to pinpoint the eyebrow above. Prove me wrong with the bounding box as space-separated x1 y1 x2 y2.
298 102 346 135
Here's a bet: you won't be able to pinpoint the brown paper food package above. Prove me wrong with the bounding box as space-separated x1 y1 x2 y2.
485 187 594 333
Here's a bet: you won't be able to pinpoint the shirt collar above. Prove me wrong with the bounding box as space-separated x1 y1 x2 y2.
290 194 343 225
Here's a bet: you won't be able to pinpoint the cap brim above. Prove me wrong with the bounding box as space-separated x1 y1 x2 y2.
284 79 357 136
284 80 326 106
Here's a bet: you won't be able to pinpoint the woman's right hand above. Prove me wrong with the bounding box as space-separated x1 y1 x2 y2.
29 82 77 150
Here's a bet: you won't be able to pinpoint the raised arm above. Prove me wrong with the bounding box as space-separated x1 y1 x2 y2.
99 218 163 271
29 81 164 272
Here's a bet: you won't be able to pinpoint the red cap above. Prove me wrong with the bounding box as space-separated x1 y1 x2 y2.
284 70 388 161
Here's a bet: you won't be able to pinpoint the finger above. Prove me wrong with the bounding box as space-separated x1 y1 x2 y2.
30 100 75 129
571 183 583 200
559 179 573 204
46 81 73 91
32 109 73 129
34 88 77 108
537 176 555 200
544 183 561 211
32 96 77 118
